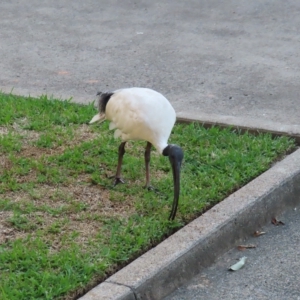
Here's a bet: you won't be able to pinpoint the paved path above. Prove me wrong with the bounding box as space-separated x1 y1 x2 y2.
165 206 300 300
1 0 300 125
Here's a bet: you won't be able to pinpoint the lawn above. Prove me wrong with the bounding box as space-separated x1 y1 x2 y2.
0 92 296 299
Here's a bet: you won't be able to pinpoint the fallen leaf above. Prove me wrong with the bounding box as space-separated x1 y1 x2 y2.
237 246 246 251
229 257 247 271
271 218 285 226
237 244 256 251
253 230 266 237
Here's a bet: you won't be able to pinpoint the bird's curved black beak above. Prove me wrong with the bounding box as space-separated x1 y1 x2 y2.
163 144 184 220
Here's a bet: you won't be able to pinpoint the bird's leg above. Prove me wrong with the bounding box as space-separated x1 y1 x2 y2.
144 142 156 191
144 142 151 188
114 142 126 186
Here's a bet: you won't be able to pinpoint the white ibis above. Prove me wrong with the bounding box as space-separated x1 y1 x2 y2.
89 87 183 220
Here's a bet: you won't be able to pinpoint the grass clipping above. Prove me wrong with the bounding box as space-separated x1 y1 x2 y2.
0 93 296 300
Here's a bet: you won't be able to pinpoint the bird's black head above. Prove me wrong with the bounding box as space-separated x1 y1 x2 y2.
163 144 184 162
162 144 184 220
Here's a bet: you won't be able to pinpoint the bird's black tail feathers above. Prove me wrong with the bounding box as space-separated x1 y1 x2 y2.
97 92 114 113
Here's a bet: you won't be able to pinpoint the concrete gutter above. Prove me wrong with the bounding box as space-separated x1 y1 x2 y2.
79 114 300 300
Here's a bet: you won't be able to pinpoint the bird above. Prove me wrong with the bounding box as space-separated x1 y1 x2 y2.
89 87 183 220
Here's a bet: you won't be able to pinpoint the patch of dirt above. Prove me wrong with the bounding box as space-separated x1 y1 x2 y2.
0 127 10 135
0 211 22 244
0 178 136 249
0 121 38 141
0 124 102 187
20 145 54 158
0 155 13 169
1 122 99 160
12 120 41 143
74 124 99 143
32 181 136 218
18 124 99 159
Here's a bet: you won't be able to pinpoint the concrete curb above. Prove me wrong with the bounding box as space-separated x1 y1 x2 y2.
80 145 300 298
176 111 300 143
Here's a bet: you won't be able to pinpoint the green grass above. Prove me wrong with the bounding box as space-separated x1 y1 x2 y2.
0 92 296 299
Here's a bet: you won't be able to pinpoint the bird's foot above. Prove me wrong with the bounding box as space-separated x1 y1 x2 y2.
144 185 159 193
113 177 125 186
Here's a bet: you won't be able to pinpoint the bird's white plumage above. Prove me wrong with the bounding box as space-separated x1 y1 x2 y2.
103 87 176 153
89 87 183 220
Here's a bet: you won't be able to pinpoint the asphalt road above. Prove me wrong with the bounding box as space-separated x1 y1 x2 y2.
1 0 300 124
165 206 300 300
